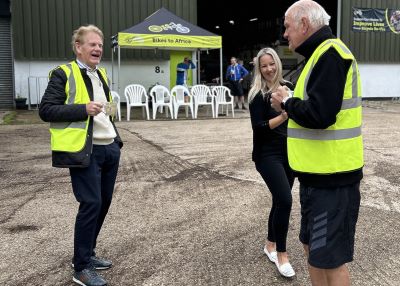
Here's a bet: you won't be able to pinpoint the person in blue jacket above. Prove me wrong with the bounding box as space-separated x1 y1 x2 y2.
226 57 249 110
176 57 196 86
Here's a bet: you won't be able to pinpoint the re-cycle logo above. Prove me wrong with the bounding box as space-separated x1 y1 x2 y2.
148 22 190 33
353 8 363 17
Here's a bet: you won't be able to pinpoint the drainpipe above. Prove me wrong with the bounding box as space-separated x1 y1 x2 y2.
337 0 342 38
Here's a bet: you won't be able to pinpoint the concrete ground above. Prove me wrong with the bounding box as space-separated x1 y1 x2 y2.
0 101 400 286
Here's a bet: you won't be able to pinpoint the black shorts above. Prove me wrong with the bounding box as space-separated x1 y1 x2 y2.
299 182 361 269
229 80 244 96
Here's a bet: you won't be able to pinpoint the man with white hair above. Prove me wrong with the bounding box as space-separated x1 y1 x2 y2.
271 1 363 285
40 25 122 286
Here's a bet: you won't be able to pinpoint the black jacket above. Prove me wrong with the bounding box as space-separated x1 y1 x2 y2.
39 62 123 168
283 26 363 187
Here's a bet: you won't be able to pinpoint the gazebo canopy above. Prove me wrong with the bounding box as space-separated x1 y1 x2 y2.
111 7 223 93
116 7 222 50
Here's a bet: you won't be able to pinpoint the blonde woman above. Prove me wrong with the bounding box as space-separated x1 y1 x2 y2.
248 47 295 277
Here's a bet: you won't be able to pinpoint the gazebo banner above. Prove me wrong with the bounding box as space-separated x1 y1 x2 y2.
352 7 400 34
117 7 222 49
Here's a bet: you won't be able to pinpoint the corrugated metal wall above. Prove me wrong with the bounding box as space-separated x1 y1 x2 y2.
341 0 400 62
11 0 197 60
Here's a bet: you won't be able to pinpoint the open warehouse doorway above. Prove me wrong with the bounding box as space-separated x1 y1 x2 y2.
197 0 337 84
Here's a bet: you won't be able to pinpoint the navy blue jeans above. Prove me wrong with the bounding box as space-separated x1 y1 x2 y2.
70 142 120 271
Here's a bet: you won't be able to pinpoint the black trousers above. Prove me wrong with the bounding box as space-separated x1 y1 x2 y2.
255 143 294 252
70 142 120 271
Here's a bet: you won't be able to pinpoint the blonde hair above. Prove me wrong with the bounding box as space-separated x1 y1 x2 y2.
71 25 104 55
286 0 331 29
248 47 286 103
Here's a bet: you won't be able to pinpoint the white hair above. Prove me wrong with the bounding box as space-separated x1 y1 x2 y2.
72 25 103 55
286 0 331 29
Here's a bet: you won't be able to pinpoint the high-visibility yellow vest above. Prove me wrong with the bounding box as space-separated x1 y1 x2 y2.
49 61 110 152
287 39 364 174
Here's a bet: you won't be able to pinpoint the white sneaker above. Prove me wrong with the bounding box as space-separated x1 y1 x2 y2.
275 260 295 278
263 246 277 263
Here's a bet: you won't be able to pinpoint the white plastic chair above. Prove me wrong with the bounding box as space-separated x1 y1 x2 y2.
124 84 150 121
110 91 121 121
212 86 235 118
170 85 194 119
190 84 215 119
149 85 174 119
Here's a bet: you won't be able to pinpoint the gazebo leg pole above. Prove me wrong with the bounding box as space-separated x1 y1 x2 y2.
219 47 223 86
118 46 121 95
197 49 200 84
111 47 114 91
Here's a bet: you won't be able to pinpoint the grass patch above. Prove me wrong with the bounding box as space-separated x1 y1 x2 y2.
0 110 44 125
1 111 17 125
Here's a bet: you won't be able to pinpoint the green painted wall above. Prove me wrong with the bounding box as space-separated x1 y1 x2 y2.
11 0 197 60
169 50 193 89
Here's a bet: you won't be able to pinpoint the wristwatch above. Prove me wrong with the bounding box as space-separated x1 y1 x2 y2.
280 96 289 110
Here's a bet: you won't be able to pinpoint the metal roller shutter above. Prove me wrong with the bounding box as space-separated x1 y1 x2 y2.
0 17 13 109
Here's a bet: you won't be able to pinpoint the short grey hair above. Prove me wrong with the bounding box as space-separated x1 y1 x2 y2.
286 0 331 29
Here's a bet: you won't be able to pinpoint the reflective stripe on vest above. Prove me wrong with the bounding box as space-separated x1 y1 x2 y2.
49 61 91 152
287 39 364 174
51 121 87 129
289 126 361 140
